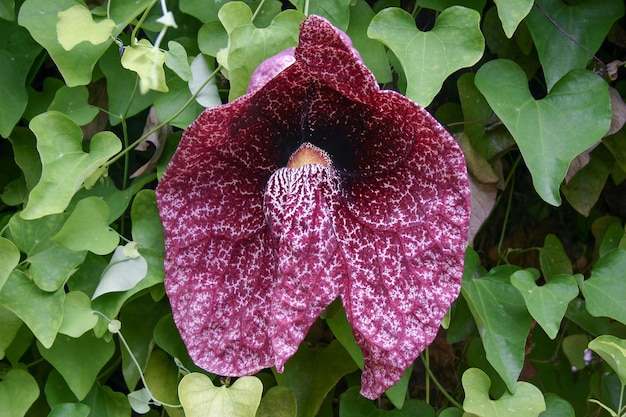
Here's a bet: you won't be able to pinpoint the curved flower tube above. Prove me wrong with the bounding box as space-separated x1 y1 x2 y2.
156 15 470 399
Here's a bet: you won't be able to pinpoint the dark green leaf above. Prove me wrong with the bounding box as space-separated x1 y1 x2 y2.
256 386 297 417
540 234 573 278
49 403 91 417
0 305 22 359
339 386 436 417
580 249 626 325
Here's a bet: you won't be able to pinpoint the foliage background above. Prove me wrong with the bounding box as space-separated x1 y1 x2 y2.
2 0 626 416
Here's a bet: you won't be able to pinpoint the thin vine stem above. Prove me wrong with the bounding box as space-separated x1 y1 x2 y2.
419 354 462 409
131 0 158 46
251 0 267 22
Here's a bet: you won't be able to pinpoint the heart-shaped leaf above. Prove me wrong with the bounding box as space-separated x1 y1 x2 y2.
0 369 40 417
540 234 573 278
588 335 626 385
165 41 192 82
510 269 579 339
38 332 115 400
178 374 263 417
475 60 611 205
21 111 121 220
255 386 297 417
526 0 624 91
0 237 19 291
368 6 484 106
580 249 626 325
462 368 546 416
53 197 119 255
218 2 304 100
121 39 168 94
48 85 99 126
56 5 115 50
92 245 148 299
461 255 533 393
58 291 98 338
492 0 533 38
0 270 65 348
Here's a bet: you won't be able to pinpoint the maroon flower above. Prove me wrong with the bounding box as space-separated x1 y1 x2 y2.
156 15 470 399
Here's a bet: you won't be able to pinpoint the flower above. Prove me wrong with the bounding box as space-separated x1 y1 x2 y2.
156 15 470 399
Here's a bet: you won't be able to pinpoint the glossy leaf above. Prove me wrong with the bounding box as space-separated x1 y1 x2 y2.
58 291 98 338
475 60 611 205
38 332 115 400
0 369 40 417
0 237 19 290
461 263 533 392
218 2 304 100
492 0 533 38
462 368 546 416
53 196 119 255
0 270 64 348
510 269 578 339
368 6 484 106
580 249 626 325
48 85 99 126
21 111 121 220
56 5 115 50
526 0 624 91
588 335 626 385
178 373 263 417
339 386 436 417
274 341 358 417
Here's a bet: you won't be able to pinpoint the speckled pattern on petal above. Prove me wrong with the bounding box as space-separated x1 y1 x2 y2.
156 14 470 399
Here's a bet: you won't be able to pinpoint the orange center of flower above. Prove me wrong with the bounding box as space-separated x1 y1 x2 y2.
286 143 331 168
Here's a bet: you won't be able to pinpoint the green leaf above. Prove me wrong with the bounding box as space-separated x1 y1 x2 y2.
562 334 590 370
38 332 115 400
48 85 99 126
165 40 192 81
52 197 119 255
92 245 148 299
0 0 15 20
58 291 98 338
8 127 42 193
510 270 579 339
189 54 221 107
49 403 91 417
0 369 40 417
198 21 228 57
565 298 611 337
0 305 22 359
588 335 626 385
179 373 263 417
256 386 297 417
0 19 42 137
0 270 65 348
121 39 169 94
56 5 115 50
289 0 351 29
417 0 486 11
540 393 575 417
81 384 131 416
580 249 626 325
218 2 304 100
339 386 436 417
526 0 624 91
540 234 573 278
367 6 484 106
154 76 205 129
275 341 358 417
45 370 79 407
475 60 611 206
492 0 533 38
153 314 200 374
461 264 533 392
144 349 184 417
0 237 19 291
462 368 546 416
21 111 121 220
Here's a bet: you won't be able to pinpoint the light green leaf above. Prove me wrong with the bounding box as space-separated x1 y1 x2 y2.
38 332 115 400
92 245 148 299
0 305 22 359
128 388 152 414
52 197 119 255
18 0 152 86
198 21 228 57
179 374 263 417
540 234 573 278
493 0 533 38
510 269 579 339
461 263 533 392
275 341 358 417
0 270 65 348
0 237 19 291
339 386 436 417
256 386 297 417
218 2 304 100
0 369 40 417
21 111 121 220
58 291 98 338
526 0 624 91
580 249 626 325
462 368 546 416
56 5 115 50
49 403 91 417
48 85 99 126
588 335 626 385
368 6 484 106
165 40 192 81
189 54 221 107
289 0 351 29
121 39 169 94
475 60 611 206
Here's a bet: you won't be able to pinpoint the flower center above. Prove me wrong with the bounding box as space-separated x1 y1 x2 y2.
287 142 332 168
